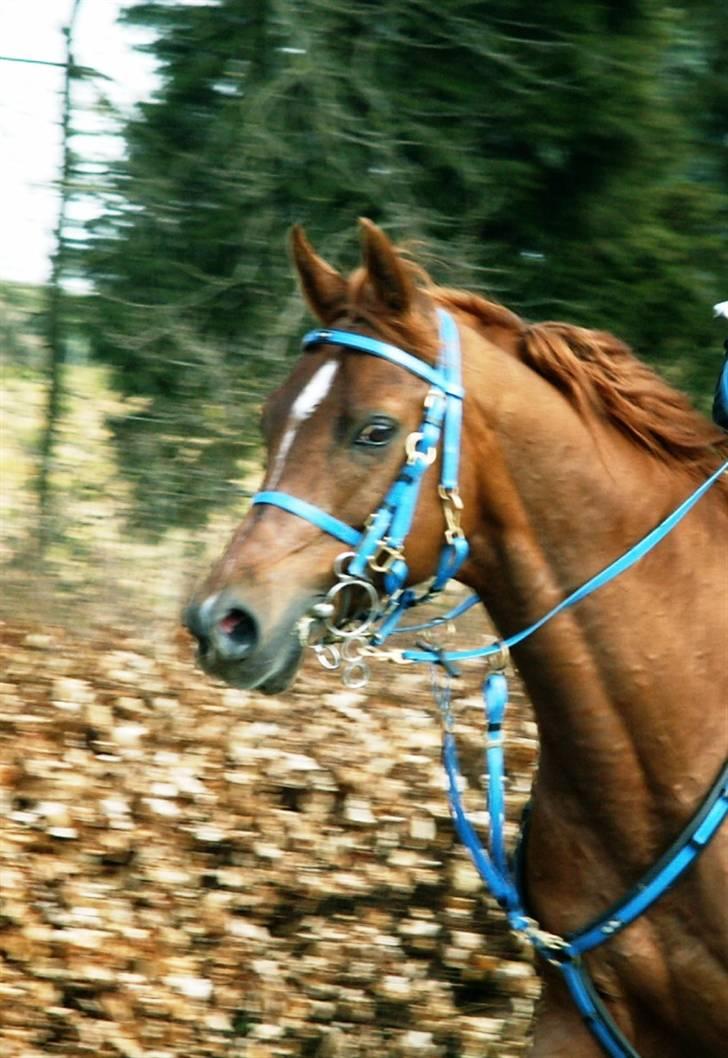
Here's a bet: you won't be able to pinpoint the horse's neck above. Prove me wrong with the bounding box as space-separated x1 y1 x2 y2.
461 339 727 851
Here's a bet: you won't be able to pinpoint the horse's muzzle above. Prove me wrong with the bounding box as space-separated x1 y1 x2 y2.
184 587 306 692
184 589 260 664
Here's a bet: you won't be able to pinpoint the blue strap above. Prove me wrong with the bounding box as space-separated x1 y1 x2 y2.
348 505 395 580
303 328 465 398
483 673 510 878
384 559 410 596
368 551 473 645
389 423 444 547
370 589 419 644
252 491 362 548
405 458 728 665
564 759 728 957
443 683 728 958
443 671 727 1058
436 308 464 490
442 724 521 910
430 537 470 593
290 310 466 601
379 591 480 640
560 961 641 1058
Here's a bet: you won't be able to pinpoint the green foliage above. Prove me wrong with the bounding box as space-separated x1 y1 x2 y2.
0 282 47 369
81 0 728 534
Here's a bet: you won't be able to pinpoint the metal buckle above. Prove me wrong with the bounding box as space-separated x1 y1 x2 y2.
368 541 404 574
520 918 571 963
439 485 465 543
387 649 414 665
405 431 437 466
487 640 510 672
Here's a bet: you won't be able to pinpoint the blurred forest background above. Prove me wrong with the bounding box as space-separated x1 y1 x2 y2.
2 0 728 605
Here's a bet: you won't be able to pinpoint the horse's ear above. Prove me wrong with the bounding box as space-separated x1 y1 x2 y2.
359 217 413 314
290 225 348 323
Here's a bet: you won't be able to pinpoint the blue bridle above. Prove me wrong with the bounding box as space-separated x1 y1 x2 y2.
251 309 728 1058
254 307 470 604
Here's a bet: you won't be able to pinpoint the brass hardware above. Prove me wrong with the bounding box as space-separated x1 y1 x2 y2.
487 640 510 672
368 541 405 574
439 485 465 543
405 431 437 466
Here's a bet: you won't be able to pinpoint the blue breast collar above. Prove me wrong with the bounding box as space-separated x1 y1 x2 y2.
250 309 728 1058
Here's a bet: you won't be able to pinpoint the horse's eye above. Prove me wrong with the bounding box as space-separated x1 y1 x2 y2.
354 419 397 448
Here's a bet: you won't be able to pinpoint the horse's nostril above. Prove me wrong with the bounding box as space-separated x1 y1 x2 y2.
217 607 259 654
185 595 260 663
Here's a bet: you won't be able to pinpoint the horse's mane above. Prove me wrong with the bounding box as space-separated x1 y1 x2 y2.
431 286 728 482
344 263 727 483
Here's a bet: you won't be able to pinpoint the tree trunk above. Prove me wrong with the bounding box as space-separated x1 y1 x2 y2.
37 0 82 554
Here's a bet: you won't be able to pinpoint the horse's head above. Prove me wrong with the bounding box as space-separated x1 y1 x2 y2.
184 220 475 692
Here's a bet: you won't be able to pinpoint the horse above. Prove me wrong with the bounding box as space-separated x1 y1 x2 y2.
185 219 728 1057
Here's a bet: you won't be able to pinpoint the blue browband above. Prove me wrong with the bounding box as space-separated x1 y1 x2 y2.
301 326 465 399
250 309 728 1058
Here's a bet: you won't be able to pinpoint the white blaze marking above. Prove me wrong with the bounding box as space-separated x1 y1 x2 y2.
267 359 339 488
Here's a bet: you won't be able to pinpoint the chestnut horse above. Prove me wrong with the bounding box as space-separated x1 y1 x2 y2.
185 221 728 1057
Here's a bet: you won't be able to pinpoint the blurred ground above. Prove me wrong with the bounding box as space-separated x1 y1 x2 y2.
0 613 539 1058
1 353 541 1055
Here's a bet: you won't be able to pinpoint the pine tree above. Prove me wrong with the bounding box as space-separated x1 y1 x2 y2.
83 0 728 533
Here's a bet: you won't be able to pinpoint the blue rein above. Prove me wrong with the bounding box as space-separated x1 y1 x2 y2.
250 308 728 1058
